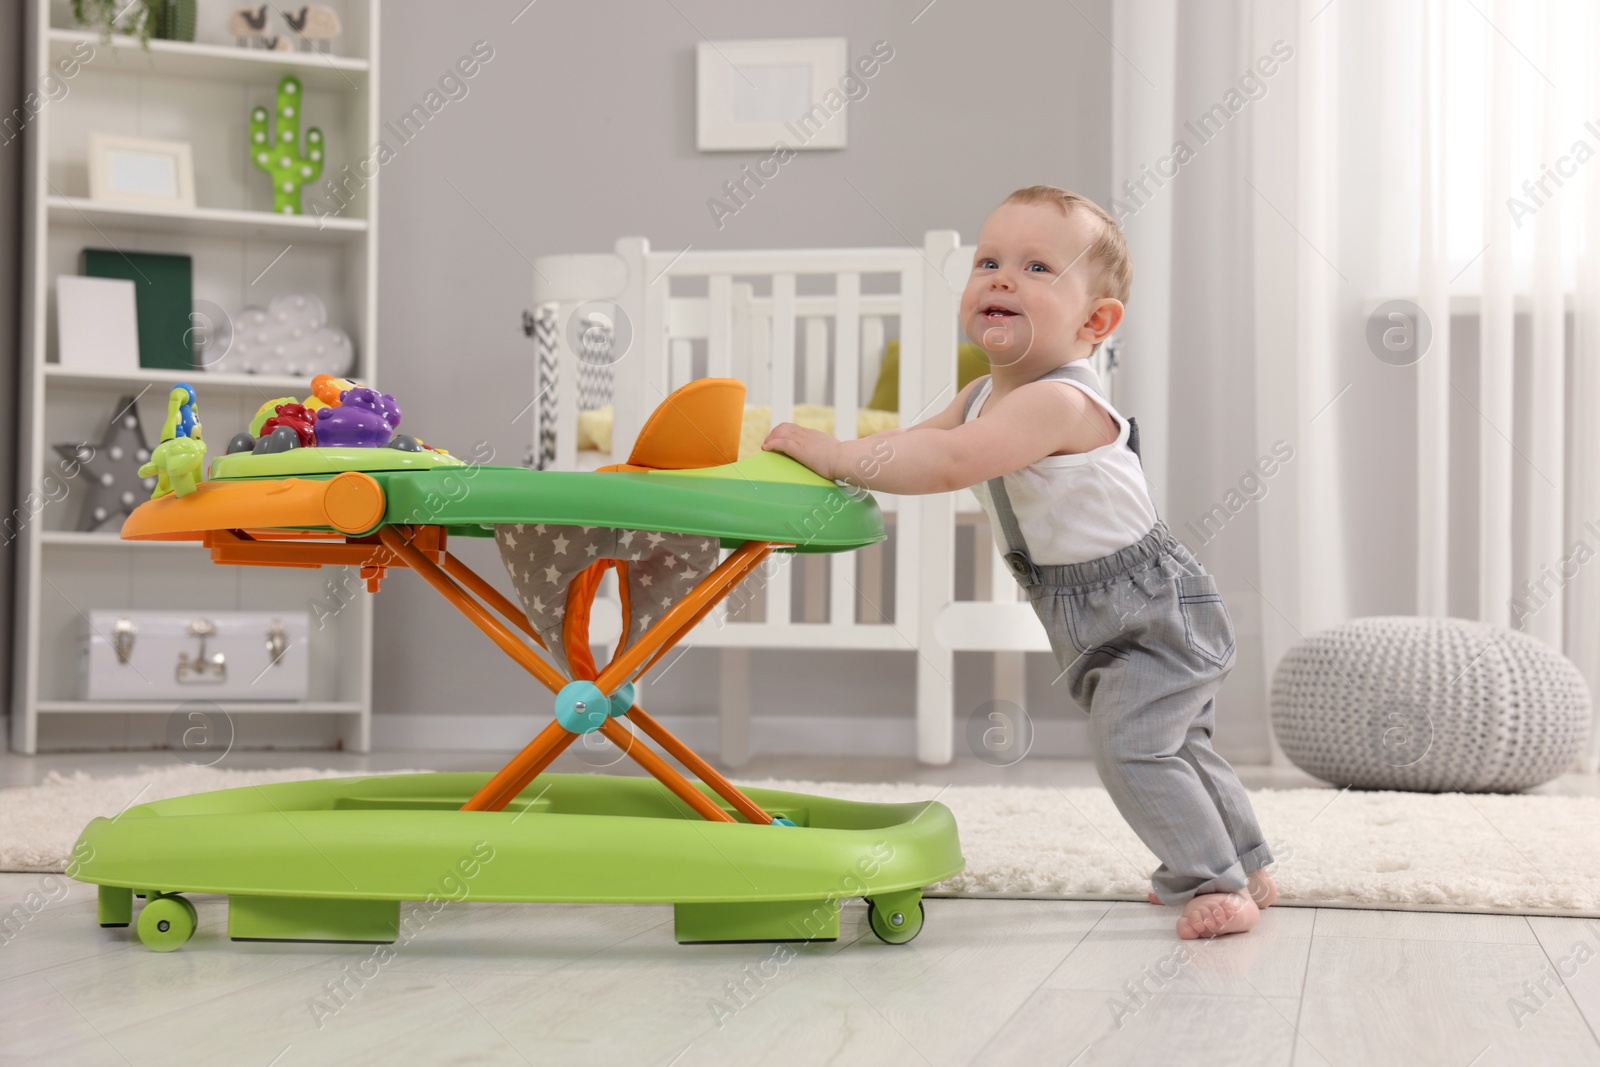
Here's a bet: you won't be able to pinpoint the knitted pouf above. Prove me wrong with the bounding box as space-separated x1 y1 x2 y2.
1270 616 1591 793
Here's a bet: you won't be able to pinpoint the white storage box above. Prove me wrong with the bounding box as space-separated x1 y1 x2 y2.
79 610 311 702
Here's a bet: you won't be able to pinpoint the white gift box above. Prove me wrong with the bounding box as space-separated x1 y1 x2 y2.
79 610 311 702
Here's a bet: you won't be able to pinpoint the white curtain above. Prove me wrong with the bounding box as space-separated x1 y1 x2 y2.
1118 0 1600 772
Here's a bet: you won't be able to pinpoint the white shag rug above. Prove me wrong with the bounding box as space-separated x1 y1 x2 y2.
5 767 1598 917
742 778 1600 917
0 766 428 873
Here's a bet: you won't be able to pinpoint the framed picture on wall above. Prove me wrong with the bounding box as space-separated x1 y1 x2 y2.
696 38 849 151
87 133 197 210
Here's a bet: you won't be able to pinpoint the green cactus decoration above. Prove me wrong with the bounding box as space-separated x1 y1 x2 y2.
250 76 324 215
153 0 196 41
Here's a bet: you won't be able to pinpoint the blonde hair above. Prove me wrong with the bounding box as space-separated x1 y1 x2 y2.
1002 185 1132 305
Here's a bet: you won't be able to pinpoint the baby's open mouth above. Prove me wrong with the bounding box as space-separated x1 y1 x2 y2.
982 304 1019 319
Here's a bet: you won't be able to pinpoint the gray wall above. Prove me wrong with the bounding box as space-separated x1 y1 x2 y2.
1 0 22 732
371 1 1115 745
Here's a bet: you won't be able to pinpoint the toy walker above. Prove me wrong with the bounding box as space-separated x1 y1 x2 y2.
71 376 964 950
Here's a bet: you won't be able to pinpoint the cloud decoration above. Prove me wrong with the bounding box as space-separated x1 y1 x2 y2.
203 291 353 377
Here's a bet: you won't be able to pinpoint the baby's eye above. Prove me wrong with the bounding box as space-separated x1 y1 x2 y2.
978 258 998 270
1027 262 1051 273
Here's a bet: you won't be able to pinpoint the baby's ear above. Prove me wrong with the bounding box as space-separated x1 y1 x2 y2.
1083 298 1124 342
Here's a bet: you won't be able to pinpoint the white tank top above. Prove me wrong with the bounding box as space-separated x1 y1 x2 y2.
964 362 1158 565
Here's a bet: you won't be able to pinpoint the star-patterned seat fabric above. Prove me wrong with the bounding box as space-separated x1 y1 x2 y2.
494 523 723 677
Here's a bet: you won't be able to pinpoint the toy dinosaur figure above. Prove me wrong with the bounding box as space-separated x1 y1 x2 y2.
139 384 208 499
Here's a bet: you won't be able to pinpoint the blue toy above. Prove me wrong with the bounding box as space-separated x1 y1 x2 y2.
171 382 200 439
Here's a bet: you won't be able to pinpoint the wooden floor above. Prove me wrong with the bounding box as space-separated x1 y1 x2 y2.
4 751 1599 1066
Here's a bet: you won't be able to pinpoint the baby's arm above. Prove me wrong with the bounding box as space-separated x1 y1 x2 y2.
763 379 1115 495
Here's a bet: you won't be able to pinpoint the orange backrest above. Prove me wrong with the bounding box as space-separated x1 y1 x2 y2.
624 378 745 470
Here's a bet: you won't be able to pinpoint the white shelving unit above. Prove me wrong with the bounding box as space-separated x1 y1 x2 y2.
13 0 381 753
46 195 370 242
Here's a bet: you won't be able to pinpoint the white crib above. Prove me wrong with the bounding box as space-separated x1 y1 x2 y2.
528 231 1120 765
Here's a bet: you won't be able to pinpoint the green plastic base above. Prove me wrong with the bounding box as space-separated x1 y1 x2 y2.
98 884 131 927
228 895 400 943
71 772 963 951
674 898 839 944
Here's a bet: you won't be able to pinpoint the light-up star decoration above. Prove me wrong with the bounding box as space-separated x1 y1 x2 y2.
54 395 158 532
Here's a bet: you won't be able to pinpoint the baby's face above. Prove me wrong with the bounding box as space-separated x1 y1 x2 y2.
960 200 1107 368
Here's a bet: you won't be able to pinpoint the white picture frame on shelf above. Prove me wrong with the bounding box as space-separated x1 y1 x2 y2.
55 275 140 372
696 38 849 151
87 132 196 210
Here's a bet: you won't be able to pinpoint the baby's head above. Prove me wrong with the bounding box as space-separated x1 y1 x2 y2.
960 185 1130 369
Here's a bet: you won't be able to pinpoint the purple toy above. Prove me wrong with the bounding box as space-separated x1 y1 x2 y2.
315 387 402 448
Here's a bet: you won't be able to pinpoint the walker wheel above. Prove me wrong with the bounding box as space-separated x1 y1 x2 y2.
137 893 196 952
866 896 925 945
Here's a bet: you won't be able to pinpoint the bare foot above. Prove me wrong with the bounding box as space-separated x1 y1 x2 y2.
1148 870 1278 909
1176 891 1259 940
1247 869 1278 908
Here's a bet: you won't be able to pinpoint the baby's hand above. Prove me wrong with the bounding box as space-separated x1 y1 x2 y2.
762 422 839 480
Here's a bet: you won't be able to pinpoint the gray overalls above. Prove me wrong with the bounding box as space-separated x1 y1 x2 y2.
966 362 1274 905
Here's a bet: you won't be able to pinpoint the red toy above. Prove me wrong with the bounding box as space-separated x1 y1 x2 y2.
259 402 317 448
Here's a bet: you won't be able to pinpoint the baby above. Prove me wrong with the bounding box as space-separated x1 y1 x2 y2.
763 185 1277 939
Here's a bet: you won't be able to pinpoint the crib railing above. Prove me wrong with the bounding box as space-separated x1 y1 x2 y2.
532 234 965 760
660 286 904 407
530 231 1119 763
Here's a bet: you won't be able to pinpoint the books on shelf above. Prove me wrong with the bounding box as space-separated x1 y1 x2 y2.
55 275 139 372
82 247 195 371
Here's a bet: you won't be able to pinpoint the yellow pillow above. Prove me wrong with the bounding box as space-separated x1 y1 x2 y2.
866 340 990 413
580 404 901 459
737 405 901 458
576 405 614 452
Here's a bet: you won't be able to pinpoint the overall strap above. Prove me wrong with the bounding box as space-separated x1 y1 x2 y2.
962 362 1146 585
1032 362 1142 464
958 372 1038 582
1034 359 1106 393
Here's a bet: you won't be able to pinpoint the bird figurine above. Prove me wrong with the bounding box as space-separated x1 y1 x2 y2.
229 4 269 46
284 4 341 53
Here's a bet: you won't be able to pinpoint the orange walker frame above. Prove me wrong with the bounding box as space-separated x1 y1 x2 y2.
179 513 786 826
